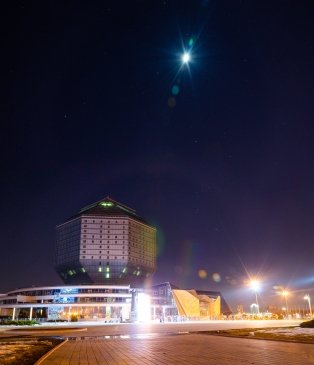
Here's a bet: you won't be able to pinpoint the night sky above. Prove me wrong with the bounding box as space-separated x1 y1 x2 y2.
2 1 314 310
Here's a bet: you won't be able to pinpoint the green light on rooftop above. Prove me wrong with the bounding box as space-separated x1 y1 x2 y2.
100 202 114 207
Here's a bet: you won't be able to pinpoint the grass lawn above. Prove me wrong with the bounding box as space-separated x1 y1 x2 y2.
0 336 64 365
205 327 314 344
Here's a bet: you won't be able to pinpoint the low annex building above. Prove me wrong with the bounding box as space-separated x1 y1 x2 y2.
0 283 230 321
0 285 132 322
149 283 231 320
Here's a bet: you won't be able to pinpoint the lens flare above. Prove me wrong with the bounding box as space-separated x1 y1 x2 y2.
198 269 207 279
171 85 180 95
212 272 221 282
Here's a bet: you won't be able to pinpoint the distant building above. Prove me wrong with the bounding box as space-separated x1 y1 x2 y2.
55 197 156 286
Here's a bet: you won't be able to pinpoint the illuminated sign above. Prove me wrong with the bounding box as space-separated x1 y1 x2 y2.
100 202 114 207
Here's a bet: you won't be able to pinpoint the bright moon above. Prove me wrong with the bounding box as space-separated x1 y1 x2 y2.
182 52 190 64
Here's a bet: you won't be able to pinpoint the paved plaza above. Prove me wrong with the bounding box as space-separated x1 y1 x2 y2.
39 333 314 365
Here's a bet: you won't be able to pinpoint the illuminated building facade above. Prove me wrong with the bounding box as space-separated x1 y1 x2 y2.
0 198 231 322
0 285 131 322
55 197 156 286
148 283 232 320
0 283 230 322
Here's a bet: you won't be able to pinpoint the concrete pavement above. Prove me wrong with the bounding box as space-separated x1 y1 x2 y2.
3 320 302 338
38 333 314 365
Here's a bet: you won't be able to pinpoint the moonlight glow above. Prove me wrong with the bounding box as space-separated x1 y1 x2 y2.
182 52 191 64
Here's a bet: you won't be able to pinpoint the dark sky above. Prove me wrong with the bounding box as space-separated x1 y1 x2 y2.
2 0 314 310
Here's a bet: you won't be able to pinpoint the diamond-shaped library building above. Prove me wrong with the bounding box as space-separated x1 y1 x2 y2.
0 197 231 322
55 197 156 286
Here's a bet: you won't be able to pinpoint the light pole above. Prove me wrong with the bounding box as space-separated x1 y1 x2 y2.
304 295 312 317
249 279 260 313
281 290 289 316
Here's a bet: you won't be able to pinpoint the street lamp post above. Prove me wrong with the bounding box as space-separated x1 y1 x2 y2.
304 295 312 317
254 291 259 310
281 290 289 316
249 279 260 314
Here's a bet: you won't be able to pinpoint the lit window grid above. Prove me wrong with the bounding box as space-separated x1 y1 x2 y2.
56 214 156 283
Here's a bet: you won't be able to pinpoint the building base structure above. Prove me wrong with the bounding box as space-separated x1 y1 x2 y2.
0 283 230 322
0 285 132 322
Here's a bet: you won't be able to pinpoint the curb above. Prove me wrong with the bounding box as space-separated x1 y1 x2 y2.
34 338 68 365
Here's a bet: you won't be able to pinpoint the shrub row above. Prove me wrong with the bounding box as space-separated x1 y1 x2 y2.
1 319 40 326
300 319 314 328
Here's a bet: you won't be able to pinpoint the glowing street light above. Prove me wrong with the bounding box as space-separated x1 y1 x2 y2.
304 294 312 317
250 279 260 292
